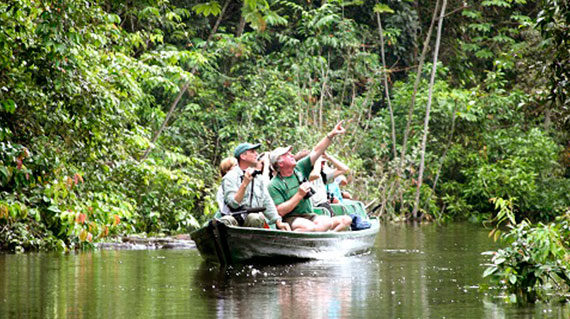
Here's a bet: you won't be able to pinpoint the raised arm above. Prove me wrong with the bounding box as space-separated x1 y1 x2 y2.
309 120 346 165
323 152 349 179
308 157 323 181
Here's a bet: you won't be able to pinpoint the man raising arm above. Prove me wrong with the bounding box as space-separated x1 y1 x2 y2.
268 121 347 232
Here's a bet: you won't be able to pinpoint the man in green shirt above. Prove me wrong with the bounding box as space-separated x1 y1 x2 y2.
268 121 349 232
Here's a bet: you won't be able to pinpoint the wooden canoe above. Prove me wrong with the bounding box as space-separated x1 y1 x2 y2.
191 201 380 265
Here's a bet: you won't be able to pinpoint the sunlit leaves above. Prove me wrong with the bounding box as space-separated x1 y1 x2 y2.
1 99 16 113
468 23 492 33
192 1 222 17
482 0 512 7
264 10 287 26
462 9 482 19
373 4 394 14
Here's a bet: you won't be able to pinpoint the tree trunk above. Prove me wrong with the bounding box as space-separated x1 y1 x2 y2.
432 100 457 193
376 12 397 160
140 0 230 161
422 99 457 215
236 17 246 37
400 0 440 169
412 0 447 219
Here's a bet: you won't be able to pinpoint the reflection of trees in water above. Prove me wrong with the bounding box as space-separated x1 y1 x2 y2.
375 223 429 318
194 255 380 318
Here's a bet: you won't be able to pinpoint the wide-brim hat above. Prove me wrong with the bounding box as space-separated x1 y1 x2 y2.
234 143 261 158
270 146 293 166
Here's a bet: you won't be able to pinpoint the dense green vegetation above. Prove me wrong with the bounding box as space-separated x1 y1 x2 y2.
0 0 568 302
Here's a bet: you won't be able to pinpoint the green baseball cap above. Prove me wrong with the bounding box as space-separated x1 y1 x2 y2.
234 143 261 158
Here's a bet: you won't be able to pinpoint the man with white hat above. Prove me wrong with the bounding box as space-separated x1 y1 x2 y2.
268 121 349 232
221 142 291 231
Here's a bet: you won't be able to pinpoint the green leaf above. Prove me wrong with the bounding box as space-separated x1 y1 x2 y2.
482 0 511 8
47 205 61 214
475 49 494 59
373 4 394 14
468 23 492 33
509 274 517 284
483 266 498 277
461 9 482 19
192 2 221 17
1 99 16 113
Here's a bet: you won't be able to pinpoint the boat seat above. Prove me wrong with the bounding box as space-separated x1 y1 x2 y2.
312 206 331 217
330 200 367 218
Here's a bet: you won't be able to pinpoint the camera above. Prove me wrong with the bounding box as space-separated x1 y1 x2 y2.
303 187 315 200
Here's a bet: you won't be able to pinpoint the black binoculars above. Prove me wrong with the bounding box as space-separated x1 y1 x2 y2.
304 187 316 199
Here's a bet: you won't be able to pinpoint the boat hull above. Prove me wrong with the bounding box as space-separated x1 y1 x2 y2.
191 218 380 264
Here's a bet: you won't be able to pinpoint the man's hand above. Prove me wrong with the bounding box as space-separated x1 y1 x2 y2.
242 168 255 184
276 220 291 231
297 182 312 197
328 120 346 138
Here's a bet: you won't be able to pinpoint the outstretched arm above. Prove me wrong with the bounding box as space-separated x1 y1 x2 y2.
309 121 346 165
323 152 349 180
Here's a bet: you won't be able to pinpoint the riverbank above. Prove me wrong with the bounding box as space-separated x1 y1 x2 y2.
96 234 196 250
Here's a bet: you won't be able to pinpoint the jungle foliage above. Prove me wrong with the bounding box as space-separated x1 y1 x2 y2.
0 1 569 299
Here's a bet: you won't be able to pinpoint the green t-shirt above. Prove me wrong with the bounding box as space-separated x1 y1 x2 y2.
268 156 314 215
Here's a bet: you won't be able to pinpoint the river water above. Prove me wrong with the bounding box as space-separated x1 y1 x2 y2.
1 222 568 318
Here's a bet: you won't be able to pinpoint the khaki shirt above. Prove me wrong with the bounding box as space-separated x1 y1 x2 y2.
222 166 281 224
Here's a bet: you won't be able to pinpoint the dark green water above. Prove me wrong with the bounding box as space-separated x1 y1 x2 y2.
1 222 568 318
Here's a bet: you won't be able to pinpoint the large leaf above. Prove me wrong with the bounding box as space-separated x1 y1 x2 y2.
373 4 394 14
192 1 221 17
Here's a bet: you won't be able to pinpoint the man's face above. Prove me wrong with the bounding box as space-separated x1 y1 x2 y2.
241 149 258 166
278 151 296 170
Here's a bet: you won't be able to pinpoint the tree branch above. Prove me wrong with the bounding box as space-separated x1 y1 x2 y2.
412 0 448 220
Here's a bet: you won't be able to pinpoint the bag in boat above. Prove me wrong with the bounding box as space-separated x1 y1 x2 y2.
350 214 371 231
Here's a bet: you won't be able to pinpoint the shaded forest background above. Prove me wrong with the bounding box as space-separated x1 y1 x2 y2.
0 0 568 253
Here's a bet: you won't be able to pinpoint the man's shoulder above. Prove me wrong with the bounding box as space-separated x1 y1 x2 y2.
297 155 311 167
224 166 242 178
222 166 242 186
295 155 313 176
269 176 282 189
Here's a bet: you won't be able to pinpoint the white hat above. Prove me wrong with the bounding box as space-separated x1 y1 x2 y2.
270 146 293 166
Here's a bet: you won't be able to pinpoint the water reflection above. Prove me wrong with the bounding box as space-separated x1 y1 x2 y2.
1 223 569 318
195 253 379 318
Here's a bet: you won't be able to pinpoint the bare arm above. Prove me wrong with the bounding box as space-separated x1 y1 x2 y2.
309 120 346 165
308 157 323 181
275 183 311 216
324 153 349 179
